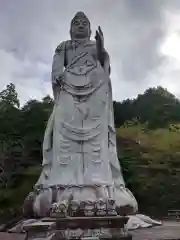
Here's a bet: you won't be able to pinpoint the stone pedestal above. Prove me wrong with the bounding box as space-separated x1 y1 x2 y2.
23 216 132 240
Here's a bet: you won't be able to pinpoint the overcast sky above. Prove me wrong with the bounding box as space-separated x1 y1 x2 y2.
1 0 180 105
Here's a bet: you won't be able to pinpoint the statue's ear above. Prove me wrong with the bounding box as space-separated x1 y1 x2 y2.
89 29 92 38
69 28 73 39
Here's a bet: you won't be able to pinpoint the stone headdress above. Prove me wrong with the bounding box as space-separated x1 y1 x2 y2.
70 11 91 39
71 11 90 26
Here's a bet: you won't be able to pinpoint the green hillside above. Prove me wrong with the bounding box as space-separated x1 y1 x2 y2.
117 124 180 216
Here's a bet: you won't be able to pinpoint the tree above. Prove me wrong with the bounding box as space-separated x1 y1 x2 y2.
0 83 20 108
114 86 180 129
20 96 53 165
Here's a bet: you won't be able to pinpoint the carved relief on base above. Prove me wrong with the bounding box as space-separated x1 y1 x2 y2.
23 184 135 219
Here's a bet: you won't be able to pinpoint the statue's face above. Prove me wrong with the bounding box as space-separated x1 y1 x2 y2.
71 13 91 39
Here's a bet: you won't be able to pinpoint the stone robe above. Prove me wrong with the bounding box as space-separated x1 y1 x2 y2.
35 40 137 211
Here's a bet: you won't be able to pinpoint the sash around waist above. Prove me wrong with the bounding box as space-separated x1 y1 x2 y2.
62 74 106 96
59 121 101 141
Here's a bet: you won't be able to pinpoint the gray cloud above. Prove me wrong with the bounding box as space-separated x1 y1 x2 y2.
103 0 167 82
0 0 180 104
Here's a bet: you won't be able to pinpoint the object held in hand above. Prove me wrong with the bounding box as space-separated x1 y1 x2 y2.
56 74 64 86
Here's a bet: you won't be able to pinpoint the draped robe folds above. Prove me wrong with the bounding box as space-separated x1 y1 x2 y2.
35 40 137 211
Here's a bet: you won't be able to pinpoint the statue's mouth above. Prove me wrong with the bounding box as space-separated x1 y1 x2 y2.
78 27 85 32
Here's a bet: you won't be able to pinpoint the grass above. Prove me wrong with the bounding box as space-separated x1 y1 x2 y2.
116 124 180 216
117 124 180 152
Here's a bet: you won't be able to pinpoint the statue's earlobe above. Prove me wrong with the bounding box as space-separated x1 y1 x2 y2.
70 28 74 40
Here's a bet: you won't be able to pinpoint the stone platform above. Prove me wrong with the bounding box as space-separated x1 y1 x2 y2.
23 216 131 239
0 220 180 239
42 216 129 229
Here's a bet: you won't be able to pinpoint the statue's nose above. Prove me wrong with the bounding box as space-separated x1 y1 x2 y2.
78 26 84 31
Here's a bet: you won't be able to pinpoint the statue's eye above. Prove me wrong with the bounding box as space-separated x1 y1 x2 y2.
83 20 87 25
74 20 79 26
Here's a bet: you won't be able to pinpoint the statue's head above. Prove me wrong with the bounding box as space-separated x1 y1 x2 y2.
70 11 91 40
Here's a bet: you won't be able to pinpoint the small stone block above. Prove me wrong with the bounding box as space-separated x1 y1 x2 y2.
23 221 56 232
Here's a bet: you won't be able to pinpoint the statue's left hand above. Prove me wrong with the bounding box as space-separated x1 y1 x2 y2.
95 26 104 50
95 26 105 66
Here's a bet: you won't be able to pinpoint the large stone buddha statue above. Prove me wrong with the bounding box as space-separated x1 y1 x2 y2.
23 11 138 218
